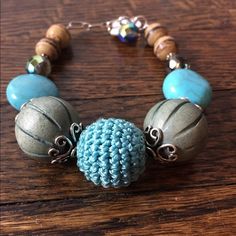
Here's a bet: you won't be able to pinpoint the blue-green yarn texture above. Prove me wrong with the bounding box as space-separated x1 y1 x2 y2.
77 118 146 188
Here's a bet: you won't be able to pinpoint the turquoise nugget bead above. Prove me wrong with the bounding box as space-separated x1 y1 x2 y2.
162 69 212 109
6 74 59 110
77 118 146 188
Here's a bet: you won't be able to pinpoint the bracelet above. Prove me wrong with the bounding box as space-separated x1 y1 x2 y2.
6 16 212 188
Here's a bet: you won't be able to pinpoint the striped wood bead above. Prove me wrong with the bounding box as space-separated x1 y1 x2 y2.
153 36 178 61
46 24 71 48
144 23 168 46
35 38 61 61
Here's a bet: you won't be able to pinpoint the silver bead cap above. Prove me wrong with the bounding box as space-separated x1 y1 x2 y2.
144 125 178 163
49 122 83 164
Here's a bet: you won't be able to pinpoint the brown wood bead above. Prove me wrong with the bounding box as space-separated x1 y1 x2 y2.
153 36 178 61
144 23 168 46
35 37 61 60
46 24 71 48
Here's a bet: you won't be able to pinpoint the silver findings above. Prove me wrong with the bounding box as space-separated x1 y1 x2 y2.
49 122 83 164
66 21 108 32
144 125 163 148
166 53 190 71
132 15 148 31
66 16 148 35
157 144 178 162
144 125 178 163
107 15 147 36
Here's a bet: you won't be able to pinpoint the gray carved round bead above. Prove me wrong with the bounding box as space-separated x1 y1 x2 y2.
143 99 208 163
15 96 80 162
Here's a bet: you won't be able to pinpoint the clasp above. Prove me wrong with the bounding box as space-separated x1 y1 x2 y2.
66 21 108 31
66 15 148 34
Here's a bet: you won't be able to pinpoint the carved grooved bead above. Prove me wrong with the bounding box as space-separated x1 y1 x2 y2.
144 23 168 46
154 36 178 61
46 24 71 48
35 38 61 61
14 96 80 163
144 99 208 163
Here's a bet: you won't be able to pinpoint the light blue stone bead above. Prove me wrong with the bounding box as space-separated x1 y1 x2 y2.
162 69 212 109
6 74 59 110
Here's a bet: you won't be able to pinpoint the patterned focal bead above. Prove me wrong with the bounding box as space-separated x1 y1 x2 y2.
35 38 61 61
118 22 139 43
77 118 146 188
6 74 59 110
144 23 168 46
154 36 178 61
15 96 80 162
26 55 51 76
46 24 71 48
144 99 208 163
163 69 212 109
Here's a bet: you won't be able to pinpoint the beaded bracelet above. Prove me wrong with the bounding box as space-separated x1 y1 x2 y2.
6 16 212 188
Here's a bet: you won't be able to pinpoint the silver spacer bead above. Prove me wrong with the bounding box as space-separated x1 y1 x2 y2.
166 53 190 71
107 15 148 36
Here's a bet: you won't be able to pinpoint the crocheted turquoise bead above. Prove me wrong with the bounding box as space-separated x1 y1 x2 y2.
6 74 59 110
77 118 146 188
162 69 212 109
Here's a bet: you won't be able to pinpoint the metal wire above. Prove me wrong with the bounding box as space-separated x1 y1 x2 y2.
66 16 149 32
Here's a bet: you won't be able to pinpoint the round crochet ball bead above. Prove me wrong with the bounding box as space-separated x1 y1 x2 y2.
77 118 146 188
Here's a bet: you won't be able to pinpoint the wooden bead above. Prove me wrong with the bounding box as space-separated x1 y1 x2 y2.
46 24 71 48
144 23 168 46
153 36 178 61
35 38 61 61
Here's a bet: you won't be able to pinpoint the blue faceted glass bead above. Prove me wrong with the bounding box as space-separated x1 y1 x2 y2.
6 74 59 110
162 69 212 109
118 22 139 43
77 118 146 188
